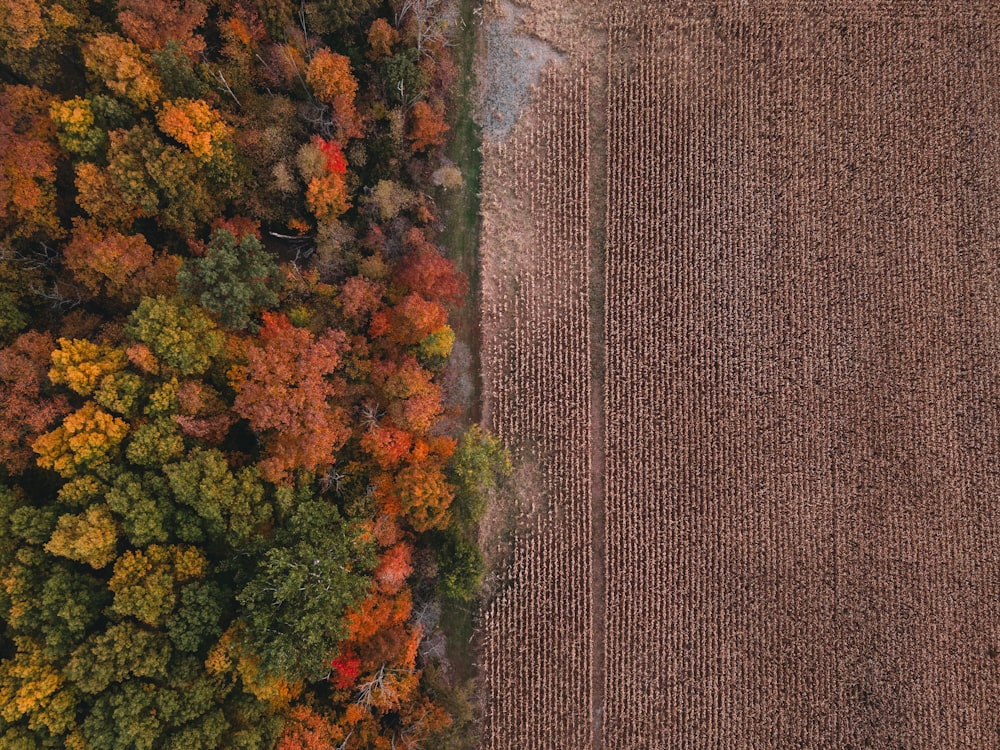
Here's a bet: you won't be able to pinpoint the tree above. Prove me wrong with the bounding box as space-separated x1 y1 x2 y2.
33 402 130 478
370 292 447 348
177 228 281 330
434 527 483 603
0 247 43 343
108 544 207 627
0 85 62 240
231 312 352 482
0 636 78 737
124 418 185 466
83 34 163 110
48 337 127 396
448 425 511 528
174 380 235 444
407 99 448 153
0 0 84 85
105 470 176 547
125 296 224 376
306 172 351 223
395 234 466 306
276 705 345 750
416 326 453 368
366 179 415 221
157 98 238 181
63 221 155 300
164 448 270 546
395 463 452 532
45 505 119 569
49 97 108 159
76 125 228 236
381 49 428 106
374 541 412 595
237 501 374 682
301 0 381 35
339 276 384 326
0 332 71 474
117 0 208 58
361 424 413 469
367 18 398 60
306 49 362 141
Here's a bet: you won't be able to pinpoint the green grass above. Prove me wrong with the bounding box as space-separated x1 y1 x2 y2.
434 2 483 744
438 0 483 425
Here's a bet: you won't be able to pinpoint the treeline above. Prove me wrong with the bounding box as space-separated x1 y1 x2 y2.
0 0 507 748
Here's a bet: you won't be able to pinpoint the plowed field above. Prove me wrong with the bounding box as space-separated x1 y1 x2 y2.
478 2 1000 747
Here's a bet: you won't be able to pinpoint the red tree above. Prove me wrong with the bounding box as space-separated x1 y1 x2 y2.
374 542 413 594
407 99 448 153
396 232 466 306
117 0 208 57
63 221 154 299
360 424 412 469
232 312 351 482
0 332 71 474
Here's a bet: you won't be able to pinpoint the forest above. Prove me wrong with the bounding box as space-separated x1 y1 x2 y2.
0 0 506 747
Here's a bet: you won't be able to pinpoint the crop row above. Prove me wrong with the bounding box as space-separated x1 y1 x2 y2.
479 64 595 749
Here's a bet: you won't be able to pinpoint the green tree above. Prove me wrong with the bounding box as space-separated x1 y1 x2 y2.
448 425 511 529
66 622 171 695
381 48 428 105
178 229 281 330
164 448 269 546
302 0 380 34
434 527 483 604
236 500 374 682
125 296 224 376
108 544 207 627
105 470 181 547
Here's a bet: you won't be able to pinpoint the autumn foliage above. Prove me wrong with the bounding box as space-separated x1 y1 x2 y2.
0 2 483 748
407 99 449 153
232 312 352 482
306 49 362 141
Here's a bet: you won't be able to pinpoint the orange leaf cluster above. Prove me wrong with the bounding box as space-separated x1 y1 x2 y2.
374 542 413 594
157 98 233 161
396 230 467 306
117 0 208 57
395 464 452 532
0 85 61 239
306 49 362 140
360 424 412 469
276 705 345 750
232 312 351 482
407 100 448 153
83 33 162 109
339 276 384 325
366 18 398 60
63 221 154 299
306 172 350 222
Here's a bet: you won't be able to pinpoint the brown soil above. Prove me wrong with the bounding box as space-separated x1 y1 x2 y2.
477 1 1000 748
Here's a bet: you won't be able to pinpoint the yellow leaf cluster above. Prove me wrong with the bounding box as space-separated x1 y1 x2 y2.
0 638 75 736
306 172 350 222
109 544 207 626
49 337 126 396
45 505 118 569
33 402 129 477
157 98 232 161
49 96 93 135
83 33 162 109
